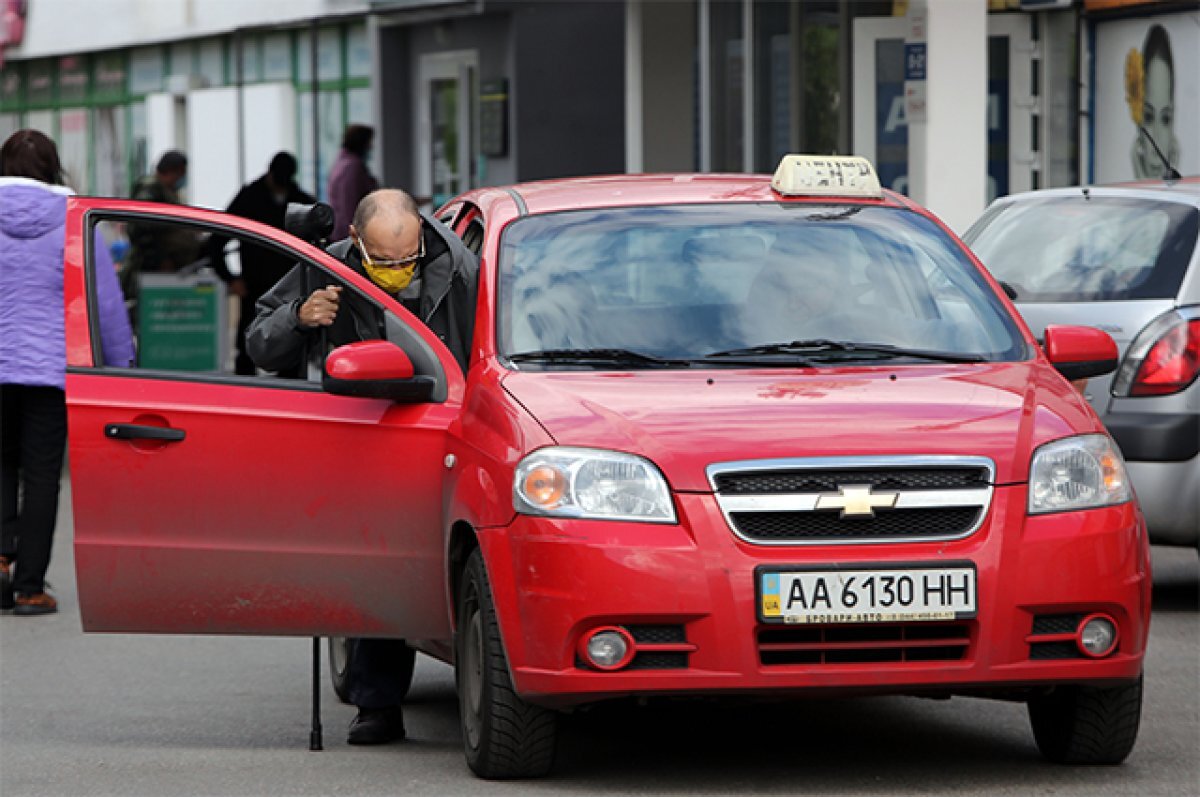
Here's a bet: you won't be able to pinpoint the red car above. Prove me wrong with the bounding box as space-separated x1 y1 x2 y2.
65 156 1150 778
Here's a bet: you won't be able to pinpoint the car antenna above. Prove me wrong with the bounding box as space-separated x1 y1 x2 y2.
1137 126 1182 183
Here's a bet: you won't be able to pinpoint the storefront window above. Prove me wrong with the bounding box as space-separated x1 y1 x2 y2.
754 0 792 171
262 32 293 82
709 0 744 171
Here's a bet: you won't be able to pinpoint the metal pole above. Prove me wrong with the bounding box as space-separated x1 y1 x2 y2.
310 637 323 751
310 18 321 198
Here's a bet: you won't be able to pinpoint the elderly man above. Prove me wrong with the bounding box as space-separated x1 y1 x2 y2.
246 188 478 744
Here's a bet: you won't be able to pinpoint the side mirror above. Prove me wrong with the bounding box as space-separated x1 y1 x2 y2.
323 340 435 402
1043 325 1119 381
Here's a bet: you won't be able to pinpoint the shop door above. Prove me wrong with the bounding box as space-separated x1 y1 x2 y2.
852 14 1034 202
415 51 478 209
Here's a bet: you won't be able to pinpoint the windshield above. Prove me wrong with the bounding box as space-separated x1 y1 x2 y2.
964 195 1199 302
498 204 1026 368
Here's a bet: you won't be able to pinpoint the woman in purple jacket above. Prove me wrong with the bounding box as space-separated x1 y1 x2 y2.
0 129 134 616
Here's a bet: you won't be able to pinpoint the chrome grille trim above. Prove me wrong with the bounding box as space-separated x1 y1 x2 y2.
707 456 996 546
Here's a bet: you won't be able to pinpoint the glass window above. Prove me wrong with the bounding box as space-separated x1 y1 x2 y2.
298 90 344 202
93 214 383 380
318 27 342 83
1 62 22 107
754 0 792 172
709 0 744 171
168 41 196 78
347 24 371 79
129 47 165 95
499 204 1025 364
198 39 225 88
964 196 1200 302
93 52 128 104
237 35 262 83
262 32 293 82
57 108 90 193
26 60 53 106
57 55 89 105
94 106 129 198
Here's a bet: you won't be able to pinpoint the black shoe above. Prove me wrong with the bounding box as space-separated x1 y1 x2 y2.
347 707 406 745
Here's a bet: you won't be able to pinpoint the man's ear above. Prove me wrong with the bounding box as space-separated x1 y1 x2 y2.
348 224 358 242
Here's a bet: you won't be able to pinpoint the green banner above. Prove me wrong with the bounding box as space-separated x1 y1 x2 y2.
138 275 225 371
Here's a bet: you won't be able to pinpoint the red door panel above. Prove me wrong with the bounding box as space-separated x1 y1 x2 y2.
64 198 464 638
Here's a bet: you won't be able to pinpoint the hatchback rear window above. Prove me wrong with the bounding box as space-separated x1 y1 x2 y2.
964 196 1199 302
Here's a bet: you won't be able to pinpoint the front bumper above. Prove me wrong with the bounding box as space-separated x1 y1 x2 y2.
479 487 1151 708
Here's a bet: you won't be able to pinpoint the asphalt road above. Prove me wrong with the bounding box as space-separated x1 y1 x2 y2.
1 481 1197 796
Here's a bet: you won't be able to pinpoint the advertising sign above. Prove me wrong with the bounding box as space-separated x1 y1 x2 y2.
1093 10 1199 183
138 273 226 372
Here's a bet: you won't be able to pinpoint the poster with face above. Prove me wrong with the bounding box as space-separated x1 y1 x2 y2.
1094 11 1199 183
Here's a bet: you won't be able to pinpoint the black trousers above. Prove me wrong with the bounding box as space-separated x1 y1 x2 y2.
1 384 68 596
347 638 411 710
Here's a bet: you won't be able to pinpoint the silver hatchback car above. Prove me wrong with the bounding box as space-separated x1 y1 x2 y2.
964 179 1199 549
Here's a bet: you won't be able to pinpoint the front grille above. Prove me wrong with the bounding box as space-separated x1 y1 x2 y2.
716 467 990 495
628 652 688 670
1027 613 1085 660
1032 613 1083 635
710 457 994 545
758 622 971 666
732 508 980 541
627 624 687 644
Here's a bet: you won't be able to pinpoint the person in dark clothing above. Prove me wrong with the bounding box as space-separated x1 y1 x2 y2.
246 188 478 744
210 152 315 375
123 150 195 329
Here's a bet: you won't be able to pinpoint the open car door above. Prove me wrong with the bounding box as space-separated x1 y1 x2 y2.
64 198 465 638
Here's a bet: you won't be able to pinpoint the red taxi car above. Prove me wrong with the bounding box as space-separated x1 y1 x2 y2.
64 156 1150 778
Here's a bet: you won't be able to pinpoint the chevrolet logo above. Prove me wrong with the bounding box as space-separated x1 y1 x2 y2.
815 484 899 518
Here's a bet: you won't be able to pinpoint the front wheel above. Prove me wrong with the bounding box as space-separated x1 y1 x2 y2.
456 548 556 779
1028 674 1143 764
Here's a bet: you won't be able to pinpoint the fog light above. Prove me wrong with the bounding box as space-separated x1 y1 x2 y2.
1077 615 1118 658
580 627 635 671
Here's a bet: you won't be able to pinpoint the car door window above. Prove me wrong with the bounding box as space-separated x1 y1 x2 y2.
90 213 389 384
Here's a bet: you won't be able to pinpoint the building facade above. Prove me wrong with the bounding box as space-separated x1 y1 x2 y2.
1 0 1196 230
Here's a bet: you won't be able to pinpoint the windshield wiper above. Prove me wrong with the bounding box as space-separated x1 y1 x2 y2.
507 348 693 368
706 339 987 364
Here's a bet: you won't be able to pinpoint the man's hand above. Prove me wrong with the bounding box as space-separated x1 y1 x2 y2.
299 285 342 328
229 277 247 298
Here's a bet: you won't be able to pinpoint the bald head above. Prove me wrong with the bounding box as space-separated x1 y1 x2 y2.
350 189 424 265
352 188 420 235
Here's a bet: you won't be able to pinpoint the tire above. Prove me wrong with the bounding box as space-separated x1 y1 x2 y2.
456 548 556 779
1028 674 1144 764
327 636 416 706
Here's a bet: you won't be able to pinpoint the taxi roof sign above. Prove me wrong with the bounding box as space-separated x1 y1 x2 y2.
771 155 883 199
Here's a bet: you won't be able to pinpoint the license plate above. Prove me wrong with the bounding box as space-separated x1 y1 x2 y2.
758 565 976 624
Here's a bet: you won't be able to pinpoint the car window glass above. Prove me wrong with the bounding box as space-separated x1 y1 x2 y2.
461 219 485 256
965 197 1199 302
498 204 1025 363
88 214 384 383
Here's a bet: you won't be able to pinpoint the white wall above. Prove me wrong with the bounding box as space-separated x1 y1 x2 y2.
9 0 369 60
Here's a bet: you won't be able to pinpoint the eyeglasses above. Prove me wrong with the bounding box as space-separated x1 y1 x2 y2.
355 231 424 268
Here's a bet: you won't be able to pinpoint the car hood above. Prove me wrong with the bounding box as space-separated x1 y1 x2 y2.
501 362 1102 491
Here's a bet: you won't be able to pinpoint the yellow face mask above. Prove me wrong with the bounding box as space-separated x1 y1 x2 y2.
363 260 417 293
356 234 421 293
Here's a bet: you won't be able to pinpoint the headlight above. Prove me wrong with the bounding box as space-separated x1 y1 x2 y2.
1028 434 1132 514
514 447 676 523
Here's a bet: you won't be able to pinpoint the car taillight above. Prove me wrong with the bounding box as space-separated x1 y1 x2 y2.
1112 309 1200 397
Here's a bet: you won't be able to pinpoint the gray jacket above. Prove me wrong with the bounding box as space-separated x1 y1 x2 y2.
246 214 479 375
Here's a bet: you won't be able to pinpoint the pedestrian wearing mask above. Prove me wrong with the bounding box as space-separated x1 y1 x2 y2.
0 129 135 615
246 188 478 743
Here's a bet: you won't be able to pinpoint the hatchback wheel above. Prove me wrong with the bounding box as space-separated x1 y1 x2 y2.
456 548 556 778
1028 674 1143 764
327 636 415 705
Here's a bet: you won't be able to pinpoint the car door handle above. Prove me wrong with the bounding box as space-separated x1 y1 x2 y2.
105 424 186 442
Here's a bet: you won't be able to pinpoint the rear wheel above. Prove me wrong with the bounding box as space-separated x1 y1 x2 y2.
457 548 556 779
328 637 416 705
1028 675 1143 764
